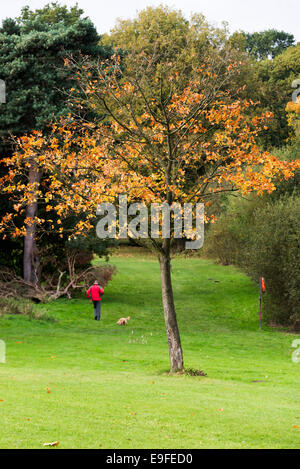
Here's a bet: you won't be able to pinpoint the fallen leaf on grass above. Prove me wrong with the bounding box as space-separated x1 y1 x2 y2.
293 425 300 429
0 399 4 402
218 408 224 412
130 412 137 415
46 387 51 394
43 441 60 447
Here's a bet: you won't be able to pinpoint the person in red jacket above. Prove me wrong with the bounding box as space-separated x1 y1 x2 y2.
87 281 104 321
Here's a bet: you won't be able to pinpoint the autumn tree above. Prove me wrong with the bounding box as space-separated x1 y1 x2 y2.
1 7 299 372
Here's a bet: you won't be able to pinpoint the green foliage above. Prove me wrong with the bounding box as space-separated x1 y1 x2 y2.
103 5 229 51
204 195 262 266
243 29 295 60
241 196 300 327
18 3 84 27
102 5 238 81
228 32 299 148
66 233 116 261
254 44 300 147
0 3 105 143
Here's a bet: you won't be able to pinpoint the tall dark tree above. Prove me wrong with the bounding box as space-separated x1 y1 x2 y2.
0 3 110 282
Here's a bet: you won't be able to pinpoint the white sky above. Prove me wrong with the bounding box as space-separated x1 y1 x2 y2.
0 0 299 41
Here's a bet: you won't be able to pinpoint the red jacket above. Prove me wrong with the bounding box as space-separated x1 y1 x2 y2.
87 285 104 301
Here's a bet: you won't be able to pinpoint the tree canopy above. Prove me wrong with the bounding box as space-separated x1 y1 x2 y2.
0 2 109 147
239 29 295 60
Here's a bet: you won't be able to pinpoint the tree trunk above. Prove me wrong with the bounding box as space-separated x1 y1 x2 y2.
23 164 41 285
159 250 184 372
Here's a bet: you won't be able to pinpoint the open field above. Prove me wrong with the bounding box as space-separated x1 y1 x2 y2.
0 251 300 449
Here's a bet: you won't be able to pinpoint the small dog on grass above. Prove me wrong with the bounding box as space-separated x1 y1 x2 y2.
117 316 130 325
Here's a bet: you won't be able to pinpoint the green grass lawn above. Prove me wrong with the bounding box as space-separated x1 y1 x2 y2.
0 250 300 449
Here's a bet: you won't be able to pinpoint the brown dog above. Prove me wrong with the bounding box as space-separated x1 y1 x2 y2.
117 316 130 325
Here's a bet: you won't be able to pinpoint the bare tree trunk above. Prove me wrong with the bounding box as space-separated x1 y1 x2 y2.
23 164 41 285
159 246 184 373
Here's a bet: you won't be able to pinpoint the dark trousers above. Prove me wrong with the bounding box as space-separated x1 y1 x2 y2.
93 300 101 320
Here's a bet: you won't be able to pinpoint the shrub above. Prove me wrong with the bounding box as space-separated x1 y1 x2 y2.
0 297 55 321
0 297 32 316
205 194 300 327
242 196 300 327
203 195 263 266
80 264 117 290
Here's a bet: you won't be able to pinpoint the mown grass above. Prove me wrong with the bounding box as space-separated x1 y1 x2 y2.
0 250 300 449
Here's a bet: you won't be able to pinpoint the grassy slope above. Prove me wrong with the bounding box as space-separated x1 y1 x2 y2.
0 251 300 449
